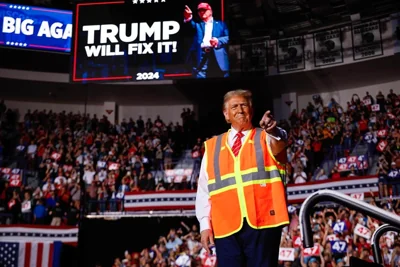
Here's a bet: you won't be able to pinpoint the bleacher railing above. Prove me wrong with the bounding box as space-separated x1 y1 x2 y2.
83 176 379 215
299 190 400 248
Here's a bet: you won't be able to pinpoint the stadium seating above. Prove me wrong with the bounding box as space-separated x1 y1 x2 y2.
0 89 399 267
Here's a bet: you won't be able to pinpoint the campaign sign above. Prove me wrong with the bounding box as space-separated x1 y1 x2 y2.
293 236 302 248
376 129 388 138
276 36 305 73
376 140 388 152
354 224 371 239
165 168 193 183
333 221 347 234
303 244 320 257
388 170 400 179
71 0 229 83
330 241 347 254
279 248 295 261
337 155 368 172
0 168 22 187
0 3 72 53
313 29 343 67
350 193 364 201
371 104 380 111
108 162 121 171
352 20 383 60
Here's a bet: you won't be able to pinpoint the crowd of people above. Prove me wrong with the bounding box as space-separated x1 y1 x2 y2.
0 89 399 267
109 89 400 267
281 90 400 189
112 195 400 267
111 221 214 267
0 108 199 224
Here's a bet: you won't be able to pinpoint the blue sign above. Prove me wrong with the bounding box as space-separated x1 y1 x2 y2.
0 3 72 53
330 240 347 254
333 221 347 233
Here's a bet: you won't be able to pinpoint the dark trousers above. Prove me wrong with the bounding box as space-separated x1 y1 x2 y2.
195 50 228 79
214 219 282 267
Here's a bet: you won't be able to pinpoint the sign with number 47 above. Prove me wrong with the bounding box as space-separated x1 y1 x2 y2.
354 223 371 239
279 248 295 261
331 240 347 254
303 244 320 257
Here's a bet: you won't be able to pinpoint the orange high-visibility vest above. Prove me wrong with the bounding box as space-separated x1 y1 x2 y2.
205 128 289 238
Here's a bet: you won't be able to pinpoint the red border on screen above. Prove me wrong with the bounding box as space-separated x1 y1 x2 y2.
72 0 225 82
29 44 70 51
72 1 132 82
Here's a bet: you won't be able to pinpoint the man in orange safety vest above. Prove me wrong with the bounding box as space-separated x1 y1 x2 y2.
195 89 289 267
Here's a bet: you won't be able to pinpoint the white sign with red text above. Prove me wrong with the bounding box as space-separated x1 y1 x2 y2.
21 201 31 212
1 168 22 187
363 99 371 106
51 152 61 161
376 140 388 152
371 104 380 111
377 129 388 138
350 193 364 201
354 223 371 239
279 248 295 261
199 248 217 267
108 162 120 171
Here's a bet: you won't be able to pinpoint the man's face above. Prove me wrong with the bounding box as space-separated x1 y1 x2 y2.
223 95 253 130
198 7 212 21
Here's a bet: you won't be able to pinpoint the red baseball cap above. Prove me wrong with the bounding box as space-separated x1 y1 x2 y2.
197 3 211 10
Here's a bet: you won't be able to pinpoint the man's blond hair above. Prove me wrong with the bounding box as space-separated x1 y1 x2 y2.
223 89 253 110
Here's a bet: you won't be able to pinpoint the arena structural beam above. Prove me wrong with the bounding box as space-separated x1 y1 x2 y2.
299 190 400 248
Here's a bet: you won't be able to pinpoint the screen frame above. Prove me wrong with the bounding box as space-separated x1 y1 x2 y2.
70 0 227 83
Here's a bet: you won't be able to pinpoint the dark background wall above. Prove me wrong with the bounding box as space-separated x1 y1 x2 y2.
176 78 274 138
77 216 199 267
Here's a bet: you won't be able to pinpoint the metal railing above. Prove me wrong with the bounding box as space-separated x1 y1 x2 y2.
299 189 400 248
371 224 400 265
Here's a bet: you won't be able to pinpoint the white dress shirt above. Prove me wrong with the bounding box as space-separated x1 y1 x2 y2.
183 16 214 48
201 19 213 48
195 127 287 232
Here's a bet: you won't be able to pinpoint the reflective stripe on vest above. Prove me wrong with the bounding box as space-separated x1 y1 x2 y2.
208 128 283 194
206 128 289 238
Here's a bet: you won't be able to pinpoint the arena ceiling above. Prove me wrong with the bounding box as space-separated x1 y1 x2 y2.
0 77 191 105
1 0 400 106
230 0 400 39
4 0 400 40
1 54 400 106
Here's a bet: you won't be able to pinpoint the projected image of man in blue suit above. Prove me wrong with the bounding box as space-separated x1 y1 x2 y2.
184 2 229 78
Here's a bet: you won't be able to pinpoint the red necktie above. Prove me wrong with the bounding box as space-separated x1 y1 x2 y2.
232 131 244 156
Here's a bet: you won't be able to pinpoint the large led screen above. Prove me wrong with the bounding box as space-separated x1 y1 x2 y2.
0 3 72 53
71 0 229 82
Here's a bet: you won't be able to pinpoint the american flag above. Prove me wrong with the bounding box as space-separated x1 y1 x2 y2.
0 225 78 267
0 241 62 267
123 176 379 210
